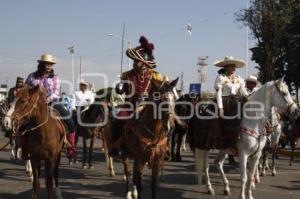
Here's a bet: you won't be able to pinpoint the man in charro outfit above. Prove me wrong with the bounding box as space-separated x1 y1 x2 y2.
245 75 260 95
109 36 163 156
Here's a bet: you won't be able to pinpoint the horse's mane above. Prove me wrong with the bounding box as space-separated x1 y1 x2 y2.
248 81 274 102
249 80 289 102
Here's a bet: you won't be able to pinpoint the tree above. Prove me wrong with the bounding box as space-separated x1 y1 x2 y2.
236 0 300 102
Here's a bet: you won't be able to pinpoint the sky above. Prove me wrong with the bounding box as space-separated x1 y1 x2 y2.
0 0 258 93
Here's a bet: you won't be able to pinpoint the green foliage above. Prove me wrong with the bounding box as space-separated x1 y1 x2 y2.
236 0 300 101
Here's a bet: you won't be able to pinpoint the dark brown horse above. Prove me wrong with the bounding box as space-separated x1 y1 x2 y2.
74 101 116 176
170 93 198 161
286 109 300 166
3 85 65 199
120 78 178 199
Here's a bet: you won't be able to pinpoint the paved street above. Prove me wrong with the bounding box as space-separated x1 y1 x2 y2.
0 134 300 199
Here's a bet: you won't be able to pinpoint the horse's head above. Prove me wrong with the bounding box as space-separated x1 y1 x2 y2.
3 85 46 132
151 77 179 129
271 77 297 115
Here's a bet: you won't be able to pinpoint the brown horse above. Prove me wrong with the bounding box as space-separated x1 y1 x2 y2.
120 78 178 199
286 109 300 166
3 85 65 199
74 100 116 176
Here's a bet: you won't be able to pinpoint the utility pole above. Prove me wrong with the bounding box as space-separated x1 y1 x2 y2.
80 56 82 81
68 46 75 91
180 72 184 93
197 56 208 91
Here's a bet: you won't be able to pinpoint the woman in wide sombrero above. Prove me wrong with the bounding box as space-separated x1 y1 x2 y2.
214 56 249 148
190 56 249 150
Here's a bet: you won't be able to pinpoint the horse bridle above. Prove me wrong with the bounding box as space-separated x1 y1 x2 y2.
12 93 48 135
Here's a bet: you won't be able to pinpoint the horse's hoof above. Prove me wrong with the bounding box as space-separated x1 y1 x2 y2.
82 165 88 169
260 172 266 177
126 191 132 199
224 189 231 196
272 172 277 176
208 189 215 196
110 170 115 177
251 182 256 190
89 165 94 170
132 185 138 199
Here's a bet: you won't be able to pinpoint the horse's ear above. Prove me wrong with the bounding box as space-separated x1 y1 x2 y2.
276 75 285 83
29 85 39 95
169 77 179 88
280 75 285 83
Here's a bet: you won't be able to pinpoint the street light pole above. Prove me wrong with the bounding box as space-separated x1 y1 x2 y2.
68 46 75 91
107 33 132 70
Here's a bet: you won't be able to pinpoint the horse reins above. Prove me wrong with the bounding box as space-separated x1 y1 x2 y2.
12 93 49 135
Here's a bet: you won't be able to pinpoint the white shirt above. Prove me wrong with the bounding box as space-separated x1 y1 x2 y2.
247 86 260 95
72 90 95 110
214 74 248 108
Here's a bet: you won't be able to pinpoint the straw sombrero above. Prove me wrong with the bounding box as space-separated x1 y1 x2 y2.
37 54 56 64
214 55 245 68
126 48 157 69
79 80 88 86
245 75 259 84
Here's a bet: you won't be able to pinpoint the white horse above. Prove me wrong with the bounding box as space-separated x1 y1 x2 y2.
259 107 282 177
3 99 33 182
238 78 297 199
194 78 297 198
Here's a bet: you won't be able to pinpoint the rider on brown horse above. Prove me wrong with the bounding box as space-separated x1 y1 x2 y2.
109 36 163 156
24 54 76 160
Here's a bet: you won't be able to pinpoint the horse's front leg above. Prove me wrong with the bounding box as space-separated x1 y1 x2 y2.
247 152 262 199
54 153 63 199
215 151 230 195
31 159 40 199
261 148 267 176
239 148 248 199
175 131 184 161
151 160 161 199
122 154 132 199
272 146 278 176
25 160 33 182
45 160 55 199
82 137 87 169
88 136 95 169
170 129 176 161
133 159 144 199
181 133 187 152
10 137 16 160
203 150 214 195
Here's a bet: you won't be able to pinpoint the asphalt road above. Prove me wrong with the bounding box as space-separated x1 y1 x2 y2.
0 134 300 199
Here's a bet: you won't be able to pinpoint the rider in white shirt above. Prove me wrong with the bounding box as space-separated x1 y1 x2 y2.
214 56 249 116
72 80 95 111
245 75 260 95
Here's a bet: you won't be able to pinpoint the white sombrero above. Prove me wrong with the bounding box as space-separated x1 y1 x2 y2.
79 79 89 86
245 75 259 84
37 54 56 64
214 55 245 68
